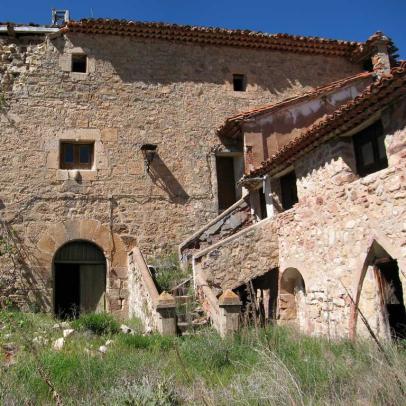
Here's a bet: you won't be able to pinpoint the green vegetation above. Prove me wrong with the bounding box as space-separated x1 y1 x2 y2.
150 252 191 292
1 310 406 405
72 312 119 335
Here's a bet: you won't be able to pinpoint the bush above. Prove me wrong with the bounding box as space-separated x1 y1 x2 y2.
72 313 119 335
149 252 191 292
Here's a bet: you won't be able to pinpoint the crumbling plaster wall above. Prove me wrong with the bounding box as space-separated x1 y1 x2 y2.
277 100 406 339
0 31 362 312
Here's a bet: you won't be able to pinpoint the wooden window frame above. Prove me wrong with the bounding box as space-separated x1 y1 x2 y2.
353 120 388 177
60 142 94 170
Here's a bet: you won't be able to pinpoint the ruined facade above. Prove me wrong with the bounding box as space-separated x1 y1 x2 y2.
182 50 406 340
0 18 403 339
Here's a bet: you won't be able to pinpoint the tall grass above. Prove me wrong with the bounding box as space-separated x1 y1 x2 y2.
1 310 405 405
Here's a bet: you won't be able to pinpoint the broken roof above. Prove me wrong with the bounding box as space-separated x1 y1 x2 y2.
62 19 364 58
244 61 406 178
217 71 374 139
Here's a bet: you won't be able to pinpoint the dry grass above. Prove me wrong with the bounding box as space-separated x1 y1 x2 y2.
0 310 405 405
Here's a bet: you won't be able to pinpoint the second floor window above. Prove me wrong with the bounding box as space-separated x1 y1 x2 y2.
60 142 94 170
280 171 298 210
71 54 87 73
353 120 388 177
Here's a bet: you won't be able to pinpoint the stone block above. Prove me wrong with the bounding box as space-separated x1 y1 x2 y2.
101 128 118 142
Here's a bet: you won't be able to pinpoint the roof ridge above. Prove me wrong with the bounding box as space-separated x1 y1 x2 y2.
246 61 406 178
66 18 362 44
62 19 364 59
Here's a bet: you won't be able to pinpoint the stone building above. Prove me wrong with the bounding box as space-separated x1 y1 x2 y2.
0 17 403 338
181 48 406 340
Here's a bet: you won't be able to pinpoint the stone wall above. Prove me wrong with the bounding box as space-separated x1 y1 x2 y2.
0 30 362 313
195 218 279 290
277 100 406 339
180 196 254 261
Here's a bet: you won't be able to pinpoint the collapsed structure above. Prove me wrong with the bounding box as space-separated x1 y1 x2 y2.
0 15 405 340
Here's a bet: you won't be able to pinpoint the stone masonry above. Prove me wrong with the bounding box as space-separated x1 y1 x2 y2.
0 23 365 317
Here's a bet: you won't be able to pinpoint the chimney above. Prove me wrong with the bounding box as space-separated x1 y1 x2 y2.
51 9 70 26
368 32 391 77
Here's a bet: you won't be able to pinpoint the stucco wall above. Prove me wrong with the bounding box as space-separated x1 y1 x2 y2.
0 31 362 313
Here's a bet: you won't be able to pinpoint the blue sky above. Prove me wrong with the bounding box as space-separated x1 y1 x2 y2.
2 0 406 58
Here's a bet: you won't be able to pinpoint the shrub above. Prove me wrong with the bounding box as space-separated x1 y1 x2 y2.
149 252 191 292
72 313 119 335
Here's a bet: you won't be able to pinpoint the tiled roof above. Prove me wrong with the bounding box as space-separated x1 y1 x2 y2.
245 61 406 178
217 71 373 138
63 19 363 57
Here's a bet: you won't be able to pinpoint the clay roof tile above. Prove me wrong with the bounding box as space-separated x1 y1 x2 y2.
245 61 406 178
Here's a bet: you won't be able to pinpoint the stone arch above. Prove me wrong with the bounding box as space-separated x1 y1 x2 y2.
279 267 306 327
37 219 129 317
350 238 406 340
53 240 106 319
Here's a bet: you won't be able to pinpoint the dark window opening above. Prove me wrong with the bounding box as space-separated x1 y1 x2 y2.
362 58 374 72
216 156 237 212
259 187 267 219
233 74 246 92
60 142 94 170
353 120 388 177
280 171 298 210
375 259 406 340
71 54 87 73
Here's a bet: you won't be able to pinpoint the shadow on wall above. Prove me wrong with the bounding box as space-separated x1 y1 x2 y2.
0 220 51 312
56 35 359 93
148 155 189 204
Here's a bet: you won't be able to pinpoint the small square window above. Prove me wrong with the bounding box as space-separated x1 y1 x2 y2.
60 142 94 169
71 54 87 73
233 74 246 91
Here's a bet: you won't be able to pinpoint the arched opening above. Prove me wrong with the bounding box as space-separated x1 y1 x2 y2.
356 241 406 340
279 268 306 325
53 240 106 319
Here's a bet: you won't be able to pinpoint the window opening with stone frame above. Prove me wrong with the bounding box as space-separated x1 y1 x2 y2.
71 54 87 73
233 74 246 91
353 120 388 177
280 171 298 210
60 142 94 170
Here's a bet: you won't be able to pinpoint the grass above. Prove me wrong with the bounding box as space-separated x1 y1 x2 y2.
72 312 119 335
149 252 191 292
1 310 406 405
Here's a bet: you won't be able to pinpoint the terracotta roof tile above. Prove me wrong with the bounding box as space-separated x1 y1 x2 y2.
217 71 373 138
245 61 406 178
63 19 363 58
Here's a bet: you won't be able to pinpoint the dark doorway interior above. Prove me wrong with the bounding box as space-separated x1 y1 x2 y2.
216 156 236 212
54 264 80 319
235 268 279 326
53 241 106 320
375 259 406 340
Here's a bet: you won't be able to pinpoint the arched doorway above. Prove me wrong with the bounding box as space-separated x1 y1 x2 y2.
279 268 306 326
54 240 106 319
355 241 406 340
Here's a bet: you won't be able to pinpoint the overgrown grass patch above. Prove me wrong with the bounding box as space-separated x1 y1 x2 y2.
72 312 119 335
1 311 406 405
